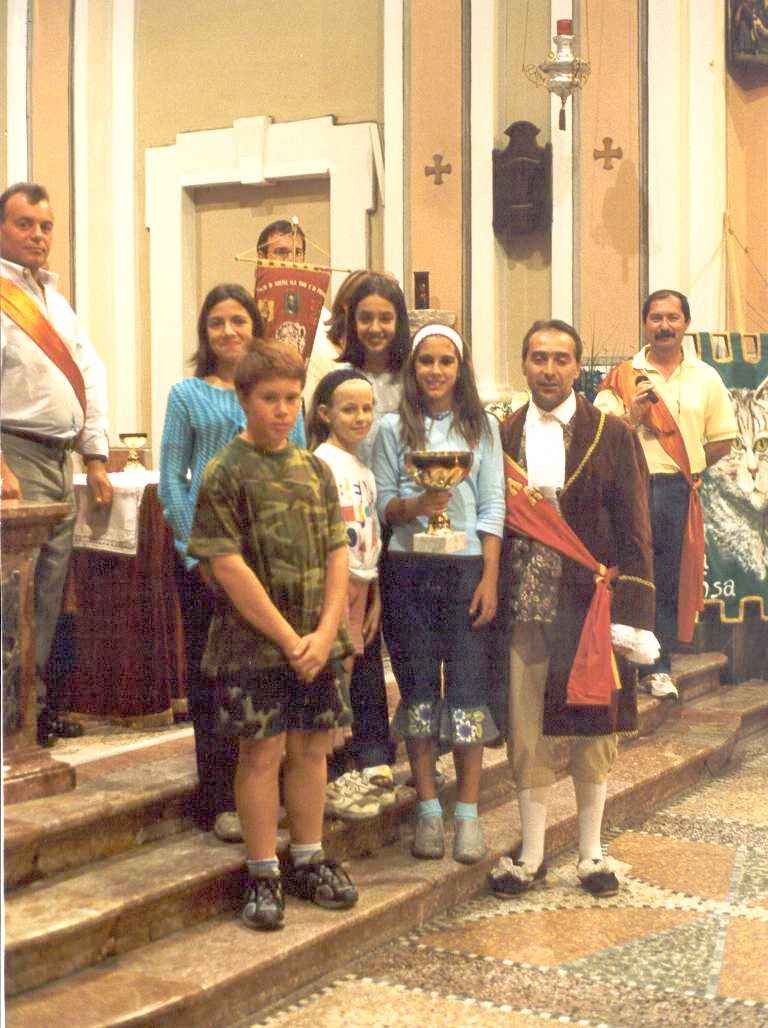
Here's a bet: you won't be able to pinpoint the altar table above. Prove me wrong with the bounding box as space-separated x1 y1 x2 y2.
63 475 187 724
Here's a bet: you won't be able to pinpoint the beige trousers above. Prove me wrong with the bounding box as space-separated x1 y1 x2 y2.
507 621 617 788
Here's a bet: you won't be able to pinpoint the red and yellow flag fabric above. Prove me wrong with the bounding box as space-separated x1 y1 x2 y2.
598 362 704 642
254 260 330 366
1 276 87 418
504 455 621 707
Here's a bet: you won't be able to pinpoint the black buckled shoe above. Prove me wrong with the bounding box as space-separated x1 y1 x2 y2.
50 715 84 738
577 857 619 897
282 852 358 910
241 870 285 931
36 710 58 748
488 856 547 898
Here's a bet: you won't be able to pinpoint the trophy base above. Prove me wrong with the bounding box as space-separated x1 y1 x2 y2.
413 529 467 554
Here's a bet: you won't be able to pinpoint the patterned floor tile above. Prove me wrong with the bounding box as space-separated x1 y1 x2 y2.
607 832 737 899
720 918 768 1003
252 978 555 1027
419 907 699 967
563 912 723 992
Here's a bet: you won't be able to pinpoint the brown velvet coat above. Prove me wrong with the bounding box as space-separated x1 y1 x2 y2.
498 395 655 737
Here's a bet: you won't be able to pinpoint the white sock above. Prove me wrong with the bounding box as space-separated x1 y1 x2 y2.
517 785 549 868
574 779 608 862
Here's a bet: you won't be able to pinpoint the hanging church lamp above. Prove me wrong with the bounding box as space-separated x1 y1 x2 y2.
524 18 590 130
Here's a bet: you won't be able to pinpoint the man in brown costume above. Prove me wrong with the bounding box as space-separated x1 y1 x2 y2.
488 320 657 898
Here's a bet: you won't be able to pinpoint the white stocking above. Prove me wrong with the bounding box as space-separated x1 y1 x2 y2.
574 779 608 862
517 785 550 868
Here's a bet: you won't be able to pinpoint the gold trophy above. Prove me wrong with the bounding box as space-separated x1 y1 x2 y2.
405 450 473 554
119 433 148 473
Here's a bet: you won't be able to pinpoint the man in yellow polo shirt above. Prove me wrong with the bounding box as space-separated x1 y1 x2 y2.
594 289 737 699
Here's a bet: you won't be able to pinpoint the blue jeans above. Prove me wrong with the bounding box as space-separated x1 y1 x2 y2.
648 473 690 675
381 554 499 746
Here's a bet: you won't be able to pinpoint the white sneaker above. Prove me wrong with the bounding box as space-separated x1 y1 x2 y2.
640 672 679 700
325 771 381 820
361 764 397 809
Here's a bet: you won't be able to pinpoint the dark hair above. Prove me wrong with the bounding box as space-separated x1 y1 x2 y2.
256 220 307 256
641 289 690 323
399 326 489 451
306 367 373 448
338 273 411 373
324 270 374 345
192 284 263 378
0 182 50 221
235 340 306 398
521 319 583 363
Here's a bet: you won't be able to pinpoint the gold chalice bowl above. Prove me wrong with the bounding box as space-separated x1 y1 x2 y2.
405 450 473 553
119 432 148 473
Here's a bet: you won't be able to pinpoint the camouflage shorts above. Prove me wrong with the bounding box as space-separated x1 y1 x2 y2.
212 660 351 739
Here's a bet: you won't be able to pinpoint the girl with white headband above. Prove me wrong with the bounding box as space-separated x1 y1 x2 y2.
372 323 504 864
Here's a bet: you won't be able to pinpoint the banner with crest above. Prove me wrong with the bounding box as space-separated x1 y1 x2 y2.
693 331 768 622
254 260 330 365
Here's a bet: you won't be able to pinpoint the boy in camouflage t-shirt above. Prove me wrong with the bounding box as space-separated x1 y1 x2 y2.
188 342 357 931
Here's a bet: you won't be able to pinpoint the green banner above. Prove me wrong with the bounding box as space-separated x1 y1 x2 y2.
695 332 768 622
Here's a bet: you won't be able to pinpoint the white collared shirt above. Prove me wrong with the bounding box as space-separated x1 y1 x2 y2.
1 258 110 457
524 390 576 493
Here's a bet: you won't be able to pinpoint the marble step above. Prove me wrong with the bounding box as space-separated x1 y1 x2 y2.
2 651 728 892
8 684 765 1028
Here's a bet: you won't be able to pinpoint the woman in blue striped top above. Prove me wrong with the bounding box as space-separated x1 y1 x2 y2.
159 283 305 839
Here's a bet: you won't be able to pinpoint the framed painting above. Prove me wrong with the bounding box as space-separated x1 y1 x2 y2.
727 0 768 73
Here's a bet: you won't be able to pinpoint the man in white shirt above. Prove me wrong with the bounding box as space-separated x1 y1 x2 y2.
1 181 113 745
594 290 737 699
489 320 656 899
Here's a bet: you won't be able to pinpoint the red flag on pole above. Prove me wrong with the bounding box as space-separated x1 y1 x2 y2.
254 259 331 365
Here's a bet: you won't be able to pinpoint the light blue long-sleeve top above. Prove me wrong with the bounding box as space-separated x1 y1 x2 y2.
158 377 306 567
371 409 504 556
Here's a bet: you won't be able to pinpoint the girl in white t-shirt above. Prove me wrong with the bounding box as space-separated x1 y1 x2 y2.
309 368 391 820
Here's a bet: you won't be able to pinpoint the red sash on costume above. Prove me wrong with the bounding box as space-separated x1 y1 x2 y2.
504 454 621 707
598 361 703 642
0 277 87 418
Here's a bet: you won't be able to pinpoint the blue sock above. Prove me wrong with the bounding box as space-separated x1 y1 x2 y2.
418 798 442 818
247 857 279 877
454 801 478 821
290 842 323 867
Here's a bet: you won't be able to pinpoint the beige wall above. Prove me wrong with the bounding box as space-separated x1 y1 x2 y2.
29 0 73 301
0 0 7 180
496 0 552 391
726 73 768 332
134 0 384 425
576 0 641 361
409 0 463 320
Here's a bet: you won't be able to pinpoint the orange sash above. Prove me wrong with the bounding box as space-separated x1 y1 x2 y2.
504 455 622 707
0 276 87 418
598 361 703 642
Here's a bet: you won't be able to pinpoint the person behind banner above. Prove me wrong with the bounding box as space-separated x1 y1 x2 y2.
373 324 504 865
488 320 657 900
1 181 112 747
158 283 306 843
188 341 357 932
594 290 737 700
255 218 330 375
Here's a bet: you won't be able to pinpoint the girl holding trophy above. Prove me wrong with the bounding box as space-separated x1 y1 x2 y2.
372 324 504 864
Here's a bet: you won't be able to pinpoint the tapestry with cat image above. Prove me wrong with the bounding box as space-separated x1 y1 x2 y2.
695 332 768 622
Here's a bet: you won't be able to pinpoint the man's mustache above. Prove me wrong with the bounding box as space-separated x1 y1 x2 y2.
655 330 675 339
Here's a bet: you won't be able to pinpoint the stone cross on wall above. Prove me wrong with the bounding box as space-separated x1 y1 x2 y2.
425 154 452 185
593 137 623 170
